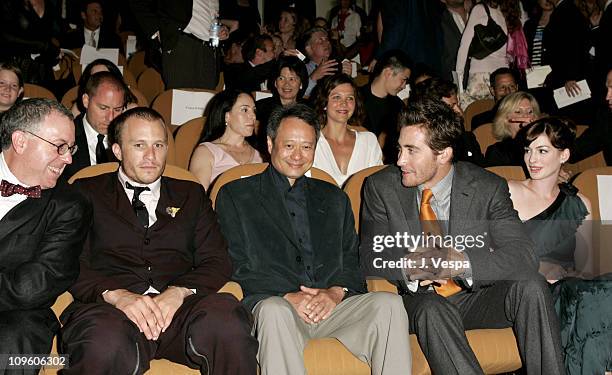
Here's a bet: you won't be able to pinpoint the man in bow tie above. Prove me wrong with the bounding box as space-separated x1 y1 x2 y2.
60 107 257 375
0 98 92 375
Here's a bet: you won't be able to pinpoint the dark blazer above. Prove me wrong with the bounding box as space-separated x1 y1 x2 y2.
440 7 462 81
570 106 612 165
60 26 122 50
62 114 115 182
67 172 231 305
216 166 366 312
359 162 537 290
544 0 592 87
0 182 91 311
223 60 276 93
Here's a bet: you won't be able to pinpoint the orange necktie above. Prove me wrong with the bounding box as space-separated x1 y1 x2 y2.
419 189 462 297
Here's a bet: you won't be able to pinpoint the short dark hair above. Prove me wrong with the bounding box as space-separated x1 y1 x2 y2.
77 59 134 112
490 67 518 87
269 56 309 99
1 98 73 150
399 98 463 156
310 73 365 128
412 77 458 101
84 71 128 107
371 49 413 80
242 34 273 62
523 116 576 152
267 103 320 143
81 0 103 12
110 107 166 146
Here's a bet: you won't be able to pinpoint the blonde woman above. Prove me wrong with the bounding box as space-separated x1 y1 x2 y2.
485 91 541 166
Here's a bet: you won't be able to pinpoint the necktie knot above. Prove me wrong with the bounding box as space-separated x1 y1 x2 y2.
126 182 150 200
421 189 434 205
1 179 42 198
126 182 150 227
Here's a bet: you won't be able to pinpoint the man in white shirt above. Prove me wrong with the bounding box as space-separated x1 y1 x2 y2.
59 107 257 375
62 71 126 180
0 98 91 375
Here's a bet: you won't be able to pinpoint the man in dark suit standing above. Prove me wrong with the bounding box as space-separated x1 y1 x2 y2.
216 104 411 375
0 98 91 375
359 99 565 374
59 107 257 374
129 0 235 89
439 0 469 82
61 0 122 50
62 71 126 180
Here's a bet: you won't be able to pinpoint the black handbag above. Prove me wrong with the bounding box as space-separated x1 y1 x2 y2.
468 3 508 59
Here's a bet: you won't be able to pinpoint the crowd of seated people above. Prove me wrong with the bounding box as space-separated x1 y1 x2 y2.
1 0 612 374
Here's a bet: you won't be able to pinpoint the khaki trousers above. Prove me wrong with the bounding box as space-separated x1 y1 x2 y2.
253 292 412 375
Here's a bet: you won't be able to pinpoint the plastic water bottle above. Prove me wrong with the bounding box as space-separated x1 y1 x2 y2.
209 17 222 47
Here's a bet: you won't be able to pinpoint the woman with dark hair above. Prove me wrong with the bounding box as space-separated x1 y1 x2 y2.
72 58 137 116
0 62 24 113
507 117 612 373
189 89 263 190
256 56 308 143
311 73 382 186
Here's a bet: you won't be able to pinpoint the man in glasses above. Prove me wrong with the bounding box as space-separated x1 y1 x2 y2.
470 68 519 130
0 98 92 375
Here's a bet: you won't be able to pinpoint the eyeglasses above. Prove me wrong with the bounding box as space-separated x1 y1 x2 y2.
25 131 78 156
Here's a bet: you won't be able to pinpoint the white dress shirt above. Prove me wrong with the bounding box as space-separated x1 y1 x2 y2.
84 27 100 48
83 116 108 165
117 167 161 228
0 153 29 221
313 130 383 187
183 0 218 42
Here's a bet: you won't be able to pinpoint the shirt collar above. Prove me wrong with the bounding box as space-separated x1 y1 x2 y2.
269 164 307 194
83 114 104 140
84 27 100 34
418 164 454 202
117 167 161 197
0 153 30 187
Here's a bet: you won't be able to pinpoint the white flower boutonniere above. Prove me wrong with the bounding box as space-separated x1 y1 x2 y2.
166 206 180 218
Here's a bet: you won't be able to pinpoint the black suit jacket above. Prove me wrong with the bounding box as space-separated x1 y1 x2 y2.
67 172 231 305
0 182 91 312
61 114 115 182
216 166 366 312
223 60 276 93
60 26 122 50
359 162 537 291
440 7 462 81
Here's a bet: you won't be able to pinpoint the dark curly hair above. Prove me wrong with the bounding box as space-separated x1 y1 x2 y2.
309 73 365 128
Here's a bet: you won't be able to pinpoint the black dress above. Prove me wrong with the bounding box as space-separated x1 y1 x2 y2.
523 184 612 374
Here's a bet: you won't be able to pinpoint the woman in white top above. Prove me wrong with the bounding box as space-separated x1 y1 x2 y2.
456 0 527 108
311 73 382 186
189 89 263 190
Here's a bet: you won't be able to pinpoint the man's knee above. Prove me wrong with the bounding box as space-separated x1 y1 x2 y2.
406 293 459 324
512 278 551 303
0 311 55 353
189 294 253 340
254 296 295 324
61 304 137 360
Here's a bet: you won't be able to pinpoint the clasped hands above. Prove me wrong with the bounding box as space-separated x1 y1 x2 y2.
284 286 345 324
403 246 467 286
103 286 193 341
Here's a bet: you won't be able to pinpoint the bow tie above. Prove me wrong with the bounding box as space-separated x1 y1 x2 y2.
0 179 42 198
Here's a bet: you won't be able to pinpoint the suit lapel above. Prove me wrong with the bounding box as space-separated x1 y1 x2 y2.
393 171 421 235
73 116 92 170
258 168 300 249
151 177 188 232
108 174 144 231
448 163 476 236
0 189 52 241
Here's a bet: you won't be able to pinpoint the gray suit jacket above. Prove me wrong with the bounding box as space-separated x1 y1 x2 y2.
359 162 537 290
